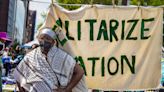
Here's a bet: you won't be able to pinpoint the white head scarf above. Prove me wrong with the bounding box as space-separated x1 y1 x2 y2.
24 28 57 47
39 28 57 39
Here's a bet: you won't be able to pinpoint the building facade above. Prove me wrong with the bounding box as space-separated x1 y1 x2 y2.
24 10 36 43
14 0 27 44
0 0 10 33
0 0 30 44
7 0 17 39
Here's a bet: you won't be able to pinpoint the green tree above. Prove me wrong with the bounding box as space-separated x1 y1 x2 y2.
57 0 85 10
130 0 164 6
57 0 119 10
146 0 164 6
57 0 164 9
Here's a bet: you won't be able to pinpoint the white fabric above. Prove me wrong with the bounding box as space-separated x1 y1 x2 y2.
40 4 163 90
39 28 56 39
14 46 88 92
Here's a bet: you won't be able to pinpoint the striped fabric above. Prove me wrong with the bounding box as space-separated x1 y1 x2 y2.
14 46 88 92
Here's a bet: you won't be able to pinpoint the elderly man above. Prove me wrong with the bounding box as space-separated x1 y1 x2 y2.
14 28 88 92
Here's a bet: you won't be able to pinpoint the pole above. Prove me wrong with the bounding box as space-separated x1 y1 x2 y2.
122 0 128 5
51 0 54 4
23 0 29 44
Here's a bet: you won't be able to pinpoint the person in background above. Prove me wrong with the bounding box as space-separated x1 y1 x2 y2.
9 46 14 60
14 28 88 92
2 47 11 76
0 41 5 92
12 45 21 60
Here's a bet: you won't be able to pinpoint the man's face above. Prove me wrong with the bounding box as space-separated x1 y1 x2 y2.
38 34 54 53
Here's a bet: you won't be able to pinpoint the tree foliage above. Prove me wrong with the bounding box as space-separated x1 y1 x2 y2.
57 0 164 8
130 0 164 6
57 0 118 10
57 0 87 10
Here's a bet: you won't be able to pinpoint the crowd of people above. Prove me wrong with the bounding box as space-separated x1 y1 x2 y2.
0 41 41 91
1 43 40 77
1 28 88 92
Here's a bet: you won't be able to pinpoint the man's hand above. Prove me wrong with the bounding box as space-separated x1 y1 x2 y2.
54 88 71 92
65 64 84 91
54 88 66 92
54 64 84 92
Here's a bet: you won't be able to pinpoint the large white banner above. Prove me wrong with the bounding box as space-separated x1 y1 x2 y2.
40 4 163 90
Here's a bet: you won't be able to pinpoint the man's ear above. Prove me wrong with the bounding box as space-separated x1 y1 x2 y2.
54 40 59 47
53 40 56 45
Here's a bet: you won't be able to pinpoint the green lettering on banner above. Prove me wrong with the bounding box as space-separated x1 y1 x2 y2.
56 35 67 46
107 57 119 75
65 21 74 40
56 18 62 27
77 21 81 40
121 55 135 74
110 19 119 42
97 20 109 40
85 19 97 41
88 57 99 76
75 56 87 76
52 25 57 31
126 19 139 40
121 20 125 40
141 18 154 39
101 57 105 77
52 24 67 46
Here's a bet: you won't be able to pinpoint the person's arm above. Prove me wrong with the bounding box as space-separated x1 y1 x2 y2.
55 63 84 92
66 63 84 91
16 81 26 92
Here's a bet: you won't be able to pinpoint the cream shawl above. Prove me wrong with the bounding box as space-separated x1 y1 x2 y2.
14 46 88 92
